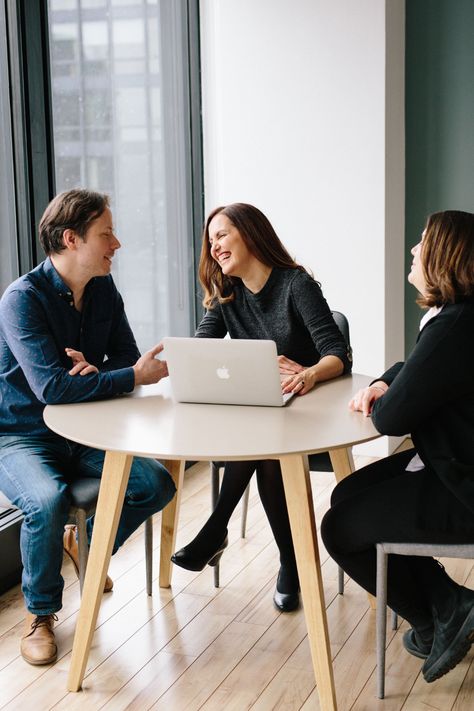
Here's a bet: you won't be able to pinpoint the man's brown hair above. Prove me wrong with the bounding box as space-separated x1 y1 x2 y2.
39 189 110 255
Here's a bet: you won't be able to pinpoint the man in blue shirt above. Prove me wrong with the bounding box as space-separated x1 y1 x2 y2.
0 189 176 666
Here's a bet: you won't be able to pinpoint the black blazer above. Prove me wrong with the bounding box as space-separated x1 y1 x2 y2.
371 298 474 516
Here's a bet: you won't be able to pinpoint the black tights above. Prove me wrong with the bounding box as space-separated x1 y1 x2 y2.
321 449 474 631
187 460 298 592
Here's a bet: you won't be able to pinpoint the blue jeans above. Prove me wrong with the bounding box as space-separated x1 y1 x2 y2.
0 433 176 615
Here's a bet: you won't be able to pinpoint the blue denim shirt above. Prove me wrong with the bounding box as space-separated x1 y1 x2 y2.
0 258 139 435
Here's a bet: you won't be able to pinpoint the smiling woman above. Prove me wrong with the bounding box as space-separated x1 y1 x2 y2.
200 202 306 308
209 212 257 281
171 202 352 612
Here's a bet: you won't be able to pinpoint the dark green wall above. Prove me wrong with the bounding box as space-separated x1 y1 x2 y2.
405 0 474 353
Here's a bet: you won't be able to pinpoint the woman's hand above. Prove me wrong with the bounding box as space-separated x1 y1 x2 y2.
281 367 316 396
281 354 345 397
65 348 99 376
277 354 305 375
349 381 388 416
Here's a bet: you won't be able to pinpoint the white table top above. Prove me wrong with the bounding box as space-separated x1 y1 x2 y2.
44 373 379 461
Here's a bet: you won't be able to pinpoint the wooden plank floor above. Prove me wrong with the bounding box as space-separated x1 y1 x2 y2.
1 453 473 710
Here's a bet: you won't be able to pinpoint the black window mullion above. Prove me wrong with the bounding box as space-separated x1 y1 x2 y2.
187 0 205 330
6 0 55 273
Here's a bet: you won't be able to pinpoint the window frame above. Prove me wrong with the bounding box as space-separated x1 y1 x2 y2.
5 0 55 272
4 0 204 331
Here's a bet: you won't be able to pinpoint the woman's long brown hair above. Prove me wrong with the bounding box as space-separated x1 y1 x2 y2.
199 203 306 307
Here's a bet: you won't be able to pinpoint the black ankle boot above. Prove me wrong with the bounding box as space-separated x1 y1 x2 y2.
273 566 300 613
171 531 228 572
403 628 433 659
422 583 474 682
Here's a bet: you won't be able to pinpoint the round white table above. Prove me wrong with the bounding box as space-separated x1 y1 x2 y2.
44 373 379 711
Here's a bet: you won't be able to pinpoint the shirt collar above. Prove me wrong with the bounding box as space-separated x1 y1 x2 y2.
42 257 75 306
419 305 443 331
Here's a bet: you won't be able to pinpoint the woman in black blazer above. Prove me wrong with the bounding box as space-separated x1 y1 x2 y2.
321 210 474 684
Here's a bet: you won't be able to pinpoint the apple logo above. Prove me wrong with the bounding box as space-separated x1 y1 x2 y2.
216 365 230 380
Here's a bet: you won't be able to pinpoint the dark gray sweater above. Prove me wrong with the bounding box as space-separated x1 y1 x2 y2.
196 267 352 372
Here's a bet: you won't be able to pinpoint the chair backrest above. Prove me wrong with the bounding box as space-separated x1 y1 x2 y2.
331 310 350 347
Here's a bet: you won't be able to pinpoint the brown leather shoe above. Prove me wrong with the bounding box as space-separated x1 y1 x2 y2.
63 524 114 593
21 612 58 665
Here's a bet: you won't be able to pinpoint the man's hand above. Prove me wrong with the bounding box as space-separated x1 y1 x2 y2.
66 348 99 376
133 343 169 386
349 381 388 416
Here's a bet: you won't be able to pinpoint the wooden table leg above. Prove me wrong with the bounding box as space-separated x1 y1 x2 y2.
329 446 354 483
159 459 185 588
67 451 133 692
280 453 338 711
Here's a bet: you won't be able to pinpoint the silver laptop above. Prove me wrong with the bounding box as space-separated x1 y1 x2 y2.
162 337 296 407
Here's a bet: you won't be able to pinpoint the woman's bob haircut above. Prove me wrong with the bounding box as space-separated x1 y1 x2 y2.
199 203 306 308
420 210 474 308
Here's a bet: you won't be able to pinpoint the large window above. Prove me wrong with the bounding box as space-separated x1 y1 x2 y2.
48 0 201 350
0 4 18 293
0 0 202 589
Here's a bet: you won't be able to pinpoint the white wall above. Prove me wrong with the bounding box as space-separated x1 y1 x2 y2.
200 0 405 453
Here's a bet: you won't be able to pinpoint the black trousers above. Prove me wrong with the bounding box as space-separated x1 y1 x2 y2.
321 449 474 628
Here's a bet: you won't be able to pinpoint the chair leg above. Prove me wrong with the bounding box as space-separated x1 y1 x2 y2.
338 565 344 595
391 609 398 630
376 545 388 699
145 516 153 596
211 462 220 509
241 484 250 538
211 462 221 588
75 509 89 596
